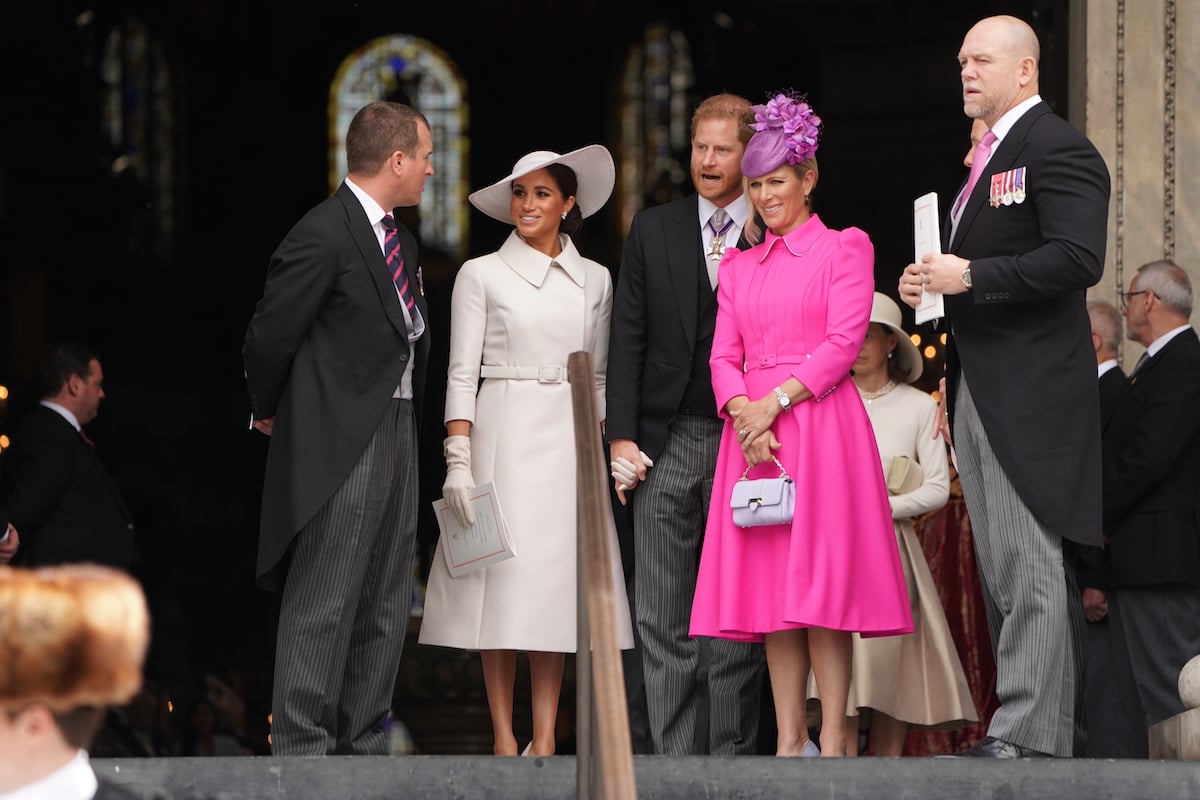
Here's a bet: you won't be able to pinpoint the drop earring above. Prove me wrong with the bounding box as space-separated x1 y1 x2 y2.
887 349 895 359
561 212 567 220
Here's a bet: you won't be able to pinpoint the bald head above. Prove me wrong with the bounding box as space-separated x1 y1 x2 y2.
959 15 1041 127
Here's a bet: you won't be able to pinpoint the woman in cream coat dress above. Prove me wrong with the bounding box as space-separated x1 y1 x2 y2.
419 146 633 758
810 292 977 755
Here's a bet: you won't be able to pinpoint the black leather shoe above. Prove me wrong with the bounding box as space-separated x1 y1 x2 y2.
942 736 1051 758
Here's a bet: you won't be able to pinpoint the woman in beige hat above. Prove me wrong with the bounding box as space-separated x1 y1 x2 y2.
418 145 633 757
810 291 978 755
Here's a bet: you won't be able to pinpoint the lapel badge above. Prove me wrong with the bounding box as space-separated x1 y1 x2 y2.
1012 166 1027 204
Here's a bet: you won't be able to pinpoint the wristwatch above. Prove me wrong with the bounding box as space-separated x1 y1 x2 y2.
961 266 973 289
773 386 792 411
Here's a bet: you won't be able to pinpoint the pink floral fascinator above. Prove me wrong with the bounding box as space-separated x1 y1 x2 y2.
741 91 822 178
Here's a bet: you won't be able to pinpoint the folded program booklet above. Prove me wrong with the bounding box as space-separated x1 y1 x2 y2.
432 482 516 577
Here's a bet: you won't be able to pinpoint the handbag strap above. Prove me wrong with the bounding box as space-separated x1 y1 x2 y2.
739 455 791 482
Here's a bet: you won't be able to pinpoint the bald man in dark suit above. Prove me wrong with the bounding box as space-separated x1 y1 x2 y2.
900 15 1110 758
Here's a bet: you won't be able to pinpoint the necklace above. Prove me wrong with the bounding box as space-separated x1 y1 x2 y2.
857 379 897 401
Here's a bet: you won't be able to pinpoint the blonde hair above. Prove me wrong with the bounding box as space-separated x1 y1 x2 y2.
0 565 149 711
742 159 819 246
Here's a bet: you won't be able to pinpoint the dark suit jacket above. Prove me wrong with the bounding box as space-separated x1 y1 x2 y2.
0 405 138 568
1074 365 1128 590
607 194 725 459
243 182 430 592
944 101 1110 546
1102 329 1200 589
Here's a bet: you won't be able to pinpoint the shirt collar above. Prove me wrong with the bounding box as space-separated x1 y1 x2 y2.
39 401 81 432
497 231 586 288
1097 358 1119 378
697 193 751 232
1146 324 1192 357
988 94 1043 147
0 750 97 800
344 177 389 227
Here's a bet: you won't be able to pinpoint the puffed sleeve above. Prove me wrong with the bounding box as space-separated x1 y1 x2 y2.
792 227 875 400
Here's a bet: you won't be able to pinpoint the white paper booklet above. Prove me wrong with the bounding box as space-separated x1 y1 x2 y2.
913 191 946 324
432 481 515 578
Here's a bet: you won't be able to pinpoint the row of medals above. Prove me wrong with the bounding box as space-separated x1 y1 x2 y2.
988 166 1027 207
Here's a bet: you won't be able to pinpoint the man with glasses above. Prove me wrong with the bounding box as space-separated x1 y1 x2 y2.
1104 260 1200 749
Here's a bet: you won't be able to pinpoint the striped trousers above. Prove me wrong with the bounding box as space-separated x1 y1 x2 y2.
633 414 765 755
271 399 419 755
953 376 1083 757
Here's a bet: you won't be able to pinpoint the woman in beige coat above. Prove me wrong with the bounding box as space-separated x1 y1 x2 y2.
809 292 977 754
418 146 633 757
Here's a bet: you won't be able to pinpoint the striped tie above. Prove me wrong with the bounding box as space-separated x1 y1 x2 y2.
381 213 423 333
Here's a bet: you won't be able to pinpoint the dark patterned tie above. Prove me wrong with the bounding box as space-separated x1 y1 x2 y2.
1129 350 1150 379
79 428 95 447
381 213 423 334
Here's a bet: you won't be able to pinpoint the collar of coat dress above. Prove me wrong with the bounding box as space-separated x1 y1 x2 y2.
497 230 587 288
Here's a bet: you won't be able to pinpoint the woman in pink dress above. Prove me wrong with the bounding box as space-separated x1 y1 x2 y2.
689 92 912 758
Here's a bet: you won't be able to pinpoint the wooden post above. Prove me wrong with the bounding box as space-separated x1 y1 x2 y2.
569 351 636 800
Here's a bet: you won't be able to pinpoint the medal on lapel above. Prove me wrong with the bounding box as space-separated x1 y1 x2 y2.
1002 169 1014 206
989 173 1004 207
1012 167 1027 204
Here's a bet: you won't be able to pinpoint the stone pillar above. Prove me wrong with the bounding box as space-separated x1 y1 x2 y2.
1074 0 1200 367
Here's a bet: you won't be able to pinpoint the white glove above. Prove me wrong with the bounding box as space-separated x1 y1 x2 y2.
610 451 655 489
442 435 476 526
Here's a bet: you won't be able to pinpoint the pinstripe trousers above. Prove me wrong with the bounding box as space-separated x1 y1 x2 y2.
271 399 419 756
633 415 765 755
953 376 1082 757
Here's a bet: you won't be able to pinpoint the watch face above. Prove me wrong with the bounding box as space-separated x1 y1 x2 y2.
962 268 972 288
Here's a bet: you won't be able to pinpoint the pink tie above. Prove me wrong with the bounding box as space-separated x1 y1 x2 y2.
954 129 997 216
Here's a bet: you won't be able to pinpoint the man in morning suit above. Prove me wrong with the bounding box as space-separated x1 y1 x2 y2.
1104 260 1200 741
607 93 765 755
1 343 138 570
899 15 1110 758
243 101 434 756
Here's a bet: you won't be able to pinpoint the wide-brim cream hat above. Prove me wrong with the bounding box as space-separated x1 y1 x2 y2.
870 292 922 383
468 144 615 223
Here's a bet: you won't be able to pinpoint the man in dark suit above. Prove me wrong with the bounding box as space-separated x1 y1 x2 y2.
1076 299 1145 758
243 101 433 756
1104 260 1200 740
1 342 138 570
607 93 765 755
900 15 1110 758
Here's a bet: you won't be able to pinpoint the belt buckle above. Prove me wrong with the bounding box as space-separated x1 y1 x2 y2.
538 365 562 383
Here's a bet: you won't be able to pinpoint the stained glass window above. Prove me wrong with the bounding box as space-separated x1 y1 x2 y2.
330 35 468 261
100 17 174 262
617 24 694 232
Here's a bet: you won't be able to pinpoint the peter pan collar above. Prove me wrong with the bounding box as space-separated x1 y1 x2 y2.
758 213 828 262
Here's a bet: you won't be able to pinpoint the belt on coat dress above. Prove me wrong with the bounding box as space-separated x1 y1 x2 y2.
479 364 566 384
742 353 811 372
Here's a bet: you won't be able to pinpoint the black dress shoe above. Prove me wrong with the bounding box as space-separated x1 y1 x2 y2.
943 736 1051 758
